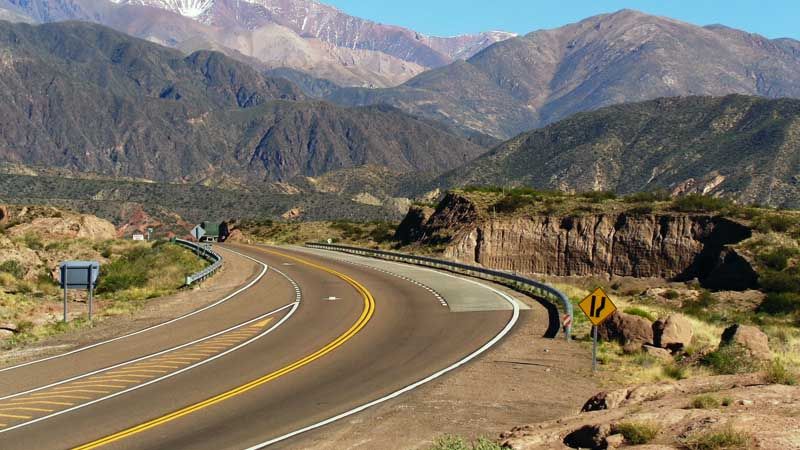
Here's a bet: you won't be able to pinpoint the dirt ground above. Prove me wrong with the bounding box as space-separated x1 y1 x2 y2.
0 246 261 368
298 283 599 449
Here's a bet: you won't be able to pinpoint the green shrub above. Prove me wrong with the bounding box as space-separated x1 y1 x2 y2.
764 359 797 385
759 292 800 315
613 422 660 445
758 247 799 271
683 426 751 450
623 190 671 203
663 363 688 380
428 436 501 450
672 194 732 213
579 191 617 202
493 194 533 213
703 344 760 375
0 260 25 279
21 233 44 250
690 394 721 409
629 205 654 215
758 269 800 293
721 397 733 407
624 306 657 321
664 289 681 300
753 214 800 233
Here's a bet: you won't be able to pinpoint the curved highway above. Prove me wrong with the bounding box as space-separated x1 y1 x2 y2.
0 243 519 449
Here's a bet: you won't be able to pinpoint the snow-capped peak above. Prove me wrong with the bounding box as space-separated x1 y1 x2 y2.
112 0 214 19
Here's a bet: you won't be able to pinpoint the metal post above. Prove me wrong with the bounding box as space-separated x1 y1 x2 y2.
63 284 68 323
592 325 598 373
88 266 93 322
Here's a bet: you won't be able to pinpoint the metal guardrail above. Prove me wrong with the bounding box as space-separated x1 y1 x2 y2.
305 242 573 340
175 239 223 286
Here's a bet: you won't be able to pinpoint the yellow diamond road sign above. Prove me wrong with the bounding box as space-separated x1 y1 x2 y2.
579 287 617 326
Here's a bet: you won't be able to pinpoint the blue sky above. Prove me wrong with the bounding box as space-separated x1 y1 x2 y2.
324 1 800 40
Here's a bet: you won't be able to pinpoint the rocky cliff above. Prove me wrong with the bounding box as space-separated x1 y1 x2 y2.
399 193 756 288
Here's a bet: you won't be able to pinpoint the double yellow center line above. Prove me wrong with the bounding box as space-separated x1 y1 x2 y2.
74 249 376 449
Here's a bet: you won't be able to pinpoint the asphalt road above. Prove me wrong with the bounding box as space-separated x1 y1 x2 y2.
0 243 515 450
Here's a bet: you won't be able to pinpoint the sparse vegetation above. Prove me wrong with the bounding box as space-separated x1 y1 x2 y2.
672 194 733 213
428 435 502 450
613 421 660 445
624 306 657 321
764 359 797 385
690 394 721 409
683 425 752 450
703 344 760 375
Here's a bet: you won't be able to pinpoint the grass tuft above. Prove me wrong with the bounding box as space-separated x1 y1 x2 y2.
764 359 798 385
683 425 752 450
690 394 721 409
613 421 660 445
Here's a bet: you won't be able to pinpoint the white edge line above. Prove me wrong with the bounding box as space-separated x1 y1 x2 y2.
243 257 521 449
0 246 269 374
0 302 297 402
0 301 301 434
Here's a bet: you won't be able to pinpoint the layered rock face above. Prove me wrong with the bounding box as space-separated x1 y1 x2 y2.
403 194 755 286
443 214 749 280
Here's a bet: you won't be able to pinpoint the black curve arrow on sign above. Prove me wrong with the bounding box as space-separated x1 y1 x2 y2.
590 295 607 318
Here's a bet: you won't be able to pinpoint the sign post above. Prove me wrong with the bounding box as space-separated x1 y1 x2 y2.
578 287 617 373
59 261 100 323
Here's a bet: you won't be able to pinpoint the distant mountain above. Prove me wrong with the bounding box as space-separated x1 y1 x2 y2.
0 0 515 88
328 9 800 139
437 95 800 208
0 21 484 183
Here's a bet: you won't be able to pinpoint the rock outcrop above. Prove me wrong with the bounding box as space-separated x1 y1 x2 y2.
8 215 116 241
0 205 8 225
405 193 755 287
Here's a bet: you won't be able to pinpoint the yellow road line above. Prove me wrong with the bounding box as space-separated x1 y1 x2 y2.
74 248 375 450
0 407 52 413
32 395 90 400
0 413 31 419
108 370 165 375
125 365 180 370
0 401 73 407
42 389 109 395
72 381 131 387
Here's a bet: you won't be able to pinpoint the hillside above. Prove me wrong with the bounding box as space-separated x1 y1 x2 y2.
436 95 800 208
328 9 800 139
0 0 514 88
0 21 484 183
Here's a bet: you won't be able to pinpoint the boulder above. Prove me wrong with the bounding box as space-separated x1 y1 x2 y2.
720 324 772 360
0 204 8 225
582 389 629 412
605 433 625 448
654 314 693 352
598 312 654 346
643 345 674 362
563 424 610 449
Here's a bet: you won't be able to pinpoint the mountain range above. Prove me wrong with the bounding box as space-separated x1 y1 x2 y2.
328 9 800 139
437 95 800 208
0 0 514 88
0 21 483 183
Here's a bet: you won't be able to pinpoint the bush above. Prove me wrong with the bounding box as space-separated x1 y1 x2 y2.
753 214 800 233
493 194 533 213
759 292 800 315
623 190 671 203
764 359 797 385
580 191 617 202
690 394 721 409
758 269 800 293
672 194 732 213
663 363 688 380
759 247 798 271
624 307 657 321
664 289 681 300
613 422 660 445
703 344 760 375
428 436 501 450
0 260 25 279
683 426 751 450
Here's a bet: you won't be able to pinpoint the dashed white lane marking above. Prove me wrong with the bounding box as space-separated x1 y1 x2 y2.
325 257 449 308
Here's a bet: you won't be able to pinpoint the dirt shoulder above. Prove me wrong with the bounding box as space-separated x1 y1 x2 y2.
296 282 598 449
0 246 260 368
